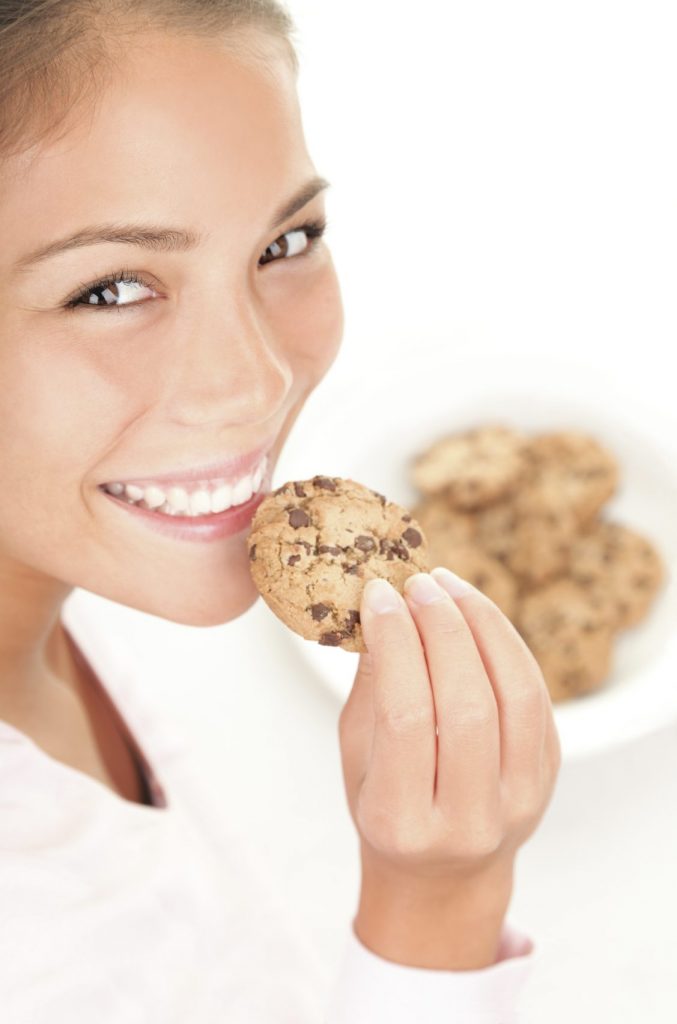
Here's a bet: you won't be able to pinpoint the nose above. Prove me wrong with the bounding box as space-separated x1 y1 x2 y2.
163 299 293 429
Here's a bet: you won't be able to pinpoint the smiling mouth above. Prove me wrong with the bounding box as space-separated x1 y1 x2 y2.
100 452 269 518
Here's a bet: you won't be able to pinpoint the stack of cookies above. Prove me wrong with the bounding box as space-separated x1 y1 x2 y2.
410 425 666 702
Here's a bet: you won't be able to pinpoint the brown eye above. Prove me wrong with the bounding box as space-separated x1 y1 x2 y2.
65 270 156 311
259 219 327 266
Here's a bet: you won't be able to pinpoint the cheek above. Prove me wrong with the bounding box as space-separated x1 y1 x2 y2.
0 343 111 574
273 259 344 377
0 339 120 501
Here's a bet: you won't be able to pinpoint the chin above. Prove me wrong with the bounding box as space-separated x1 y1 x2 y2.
84 562 263 629
155 575 262 629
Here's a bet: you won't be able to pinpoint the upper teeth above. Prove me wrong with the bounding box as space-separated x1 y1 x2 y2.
104 454 268 516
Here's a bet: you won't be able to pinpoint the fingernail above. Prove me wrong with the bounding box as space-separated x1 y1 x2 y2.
363 578 404 615
430 565 475 598
403 572 449 605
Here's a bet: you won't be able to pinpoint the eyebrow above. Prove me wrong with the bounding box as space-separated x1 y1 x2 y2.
12 174 331 275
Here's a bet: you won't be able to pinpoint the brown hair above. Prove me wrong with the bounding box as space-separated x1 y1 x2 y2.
0 0 299 164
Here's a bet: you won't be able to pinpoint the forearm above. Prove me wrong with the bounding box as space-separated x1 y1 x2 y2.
353 849 515 971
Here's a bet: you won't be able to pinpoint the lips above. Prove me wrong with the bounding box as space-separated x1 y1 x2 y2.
101 470 270 543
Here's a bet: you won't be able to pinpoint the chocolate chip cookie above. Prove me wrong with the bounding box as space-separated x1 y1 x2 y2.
474 493 579 588
247 475 430 652
515 578 618 702
425 538 519 620
522 430 620 526
410 494 477 546
567 519 666 630
409 424 532 508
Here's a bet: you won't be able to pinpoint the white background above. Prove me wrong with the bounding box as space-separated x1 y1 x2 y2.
81 3 677 1021
283 7 677 1016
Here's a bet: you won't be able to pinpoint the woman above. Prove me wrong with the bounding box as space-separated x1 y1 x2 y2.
0 1 559 1019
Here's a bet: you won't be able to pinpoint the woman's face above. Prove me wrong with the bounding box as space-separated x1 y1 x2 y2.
0 30 343 629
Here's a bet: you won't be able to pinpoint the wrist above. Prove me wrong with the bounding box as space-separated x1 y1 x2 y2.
354 848 515 971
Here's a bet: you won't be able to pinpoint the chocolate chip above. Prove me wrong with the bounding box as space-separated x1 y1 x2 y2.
318 544 342 556
249 544 257 561
293 482 307 498
355 535 376 552
377 537 403 561
562 669 586 688
342 563 361 574
310 603 331 621
319 630 348 646
287 554 301 566
288 508 310 529
401 527 422 548
297 540 313 553
402 514 412 522
344 609 360 632
313 476 336 491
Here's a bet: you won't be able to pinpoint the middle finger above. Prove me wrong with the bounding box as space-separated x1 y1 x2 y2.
403 572 501 830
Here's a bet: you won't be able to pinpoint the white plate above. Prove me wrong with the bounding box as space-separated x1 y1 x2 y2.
274 353 677 761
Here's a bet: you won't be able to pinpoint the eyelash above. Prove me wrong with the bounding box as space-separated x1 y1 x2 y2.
63 216 328 312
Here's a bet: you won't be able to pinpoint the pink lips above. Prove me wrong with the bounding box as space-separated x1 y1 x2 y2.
100 454 274 543
104 435 276 488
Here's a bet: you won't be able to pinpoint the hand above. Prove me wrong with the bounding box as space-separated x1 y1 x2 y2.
337 567 561 969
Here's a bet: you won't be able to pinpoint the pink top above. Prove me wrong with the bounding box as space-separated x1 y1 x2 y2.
0 593 535 1022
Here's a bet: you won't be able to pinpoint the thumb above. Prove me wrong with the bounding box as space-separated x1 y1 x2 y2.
338 647 375 782
346 646 375 714
338 581 383 747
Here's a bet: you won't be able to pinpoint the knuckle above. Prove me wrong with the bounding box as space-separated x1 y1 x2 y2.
508 679 546 716
464 822 504 859
433 618 471 641
509 792 540 832
445 825 502 860
387 820 430 859
436 811 503 859
377 701 433 735
454 700 496 730
356 798 427 858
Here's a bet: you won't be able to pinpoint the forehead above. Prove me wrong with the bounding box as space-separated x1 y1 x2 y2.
0 31 308 247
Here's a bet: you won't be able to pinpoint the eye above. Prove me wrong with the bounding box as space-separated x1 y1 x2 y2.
63 269 156 312
258 217 328 267
63 217 329 312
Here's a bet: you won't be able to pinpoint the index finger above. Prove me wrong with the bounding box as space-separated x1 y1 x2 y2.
359 578 437 816
402 572 500 828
